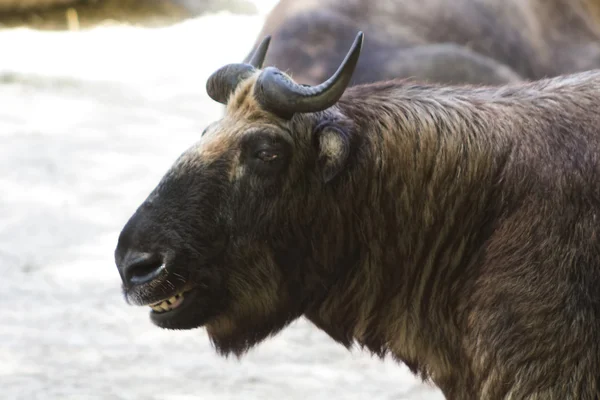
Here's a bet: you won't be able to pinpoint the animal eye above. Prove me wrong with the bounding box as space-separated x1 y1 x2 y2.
256 150 279 162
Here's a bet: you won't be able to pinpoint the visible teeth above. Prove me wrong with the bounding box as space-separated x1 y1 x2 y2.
149 293 185 313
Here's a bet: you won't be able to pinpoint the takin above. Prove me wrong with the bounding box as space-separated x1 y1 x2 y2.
244 0 600 86
114 33 600 399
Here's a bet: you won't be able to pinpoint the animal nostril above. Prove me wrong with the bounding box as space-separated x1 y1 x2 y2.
123 252 165 287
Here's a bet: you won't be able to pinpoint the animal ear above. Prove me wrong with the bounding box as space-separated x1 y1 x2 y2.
315 124 351 183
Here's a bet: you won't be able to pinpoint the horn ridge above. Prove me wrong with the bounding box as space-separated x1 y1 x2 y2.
206 64 256 104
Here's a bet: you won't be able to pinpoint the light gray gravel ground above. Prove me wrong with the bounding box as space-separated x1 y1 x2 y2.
0 4 445 399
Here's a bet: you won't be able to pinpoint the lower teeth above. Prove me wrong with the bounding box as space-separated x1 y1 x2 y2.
150 293 184 313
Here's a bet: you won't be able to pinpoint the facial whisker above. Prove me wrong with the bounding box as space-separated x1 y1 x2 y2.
172 272 187 283
164 279 176 291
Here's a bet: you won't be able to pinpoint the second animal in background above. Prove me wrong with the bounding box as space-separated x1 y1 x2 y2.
245 0 600 86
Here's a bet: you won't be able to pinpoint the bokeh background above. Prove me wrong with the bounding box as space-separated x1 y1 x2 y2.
0 1 444 399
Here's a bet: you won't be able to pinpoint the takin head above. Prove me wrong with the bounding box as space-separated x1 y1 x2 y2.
114 33 365 356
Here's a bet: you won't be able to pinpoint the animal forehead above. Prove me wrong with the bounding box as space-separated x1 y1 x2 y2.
163 125 234 175
197 132 236 163
224 73 264 117
190 118 288 165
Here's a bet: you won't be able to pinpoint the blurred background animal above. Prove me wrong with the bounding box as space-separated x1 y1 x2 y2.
245 0 600 86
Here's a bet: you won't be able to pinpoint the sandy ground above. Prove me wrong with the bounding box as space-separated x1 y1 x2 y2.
0 3 445 399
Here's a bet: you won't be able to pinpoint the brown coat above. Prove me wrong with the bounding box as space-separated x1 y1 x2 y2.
115 34 600 400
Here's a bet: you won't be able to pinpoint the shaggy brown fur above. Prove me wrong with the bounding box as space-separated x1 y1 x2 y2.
115 46 600 399
301 75 600 399
246 0 600 86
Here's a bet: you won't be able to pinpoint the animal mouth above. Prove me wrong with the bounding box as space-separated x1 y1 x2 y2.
149 292 187 313
147 288 200 323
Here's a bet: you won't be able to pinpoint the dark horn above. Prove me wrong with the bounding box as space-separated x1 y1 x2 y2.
206 64 256 104
206 35 272 105
254 31 364 119
248 35 271 68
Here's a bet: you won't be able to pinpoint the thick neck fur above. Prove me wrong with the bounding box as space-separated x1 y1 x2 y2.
304 80 514 384
302 73 600 396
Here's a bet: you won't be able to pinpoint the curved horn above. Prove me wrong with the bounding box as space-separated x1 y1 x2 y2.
254 31 364 119
206 35 272 104
248 35 271 68
206 64 255 104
